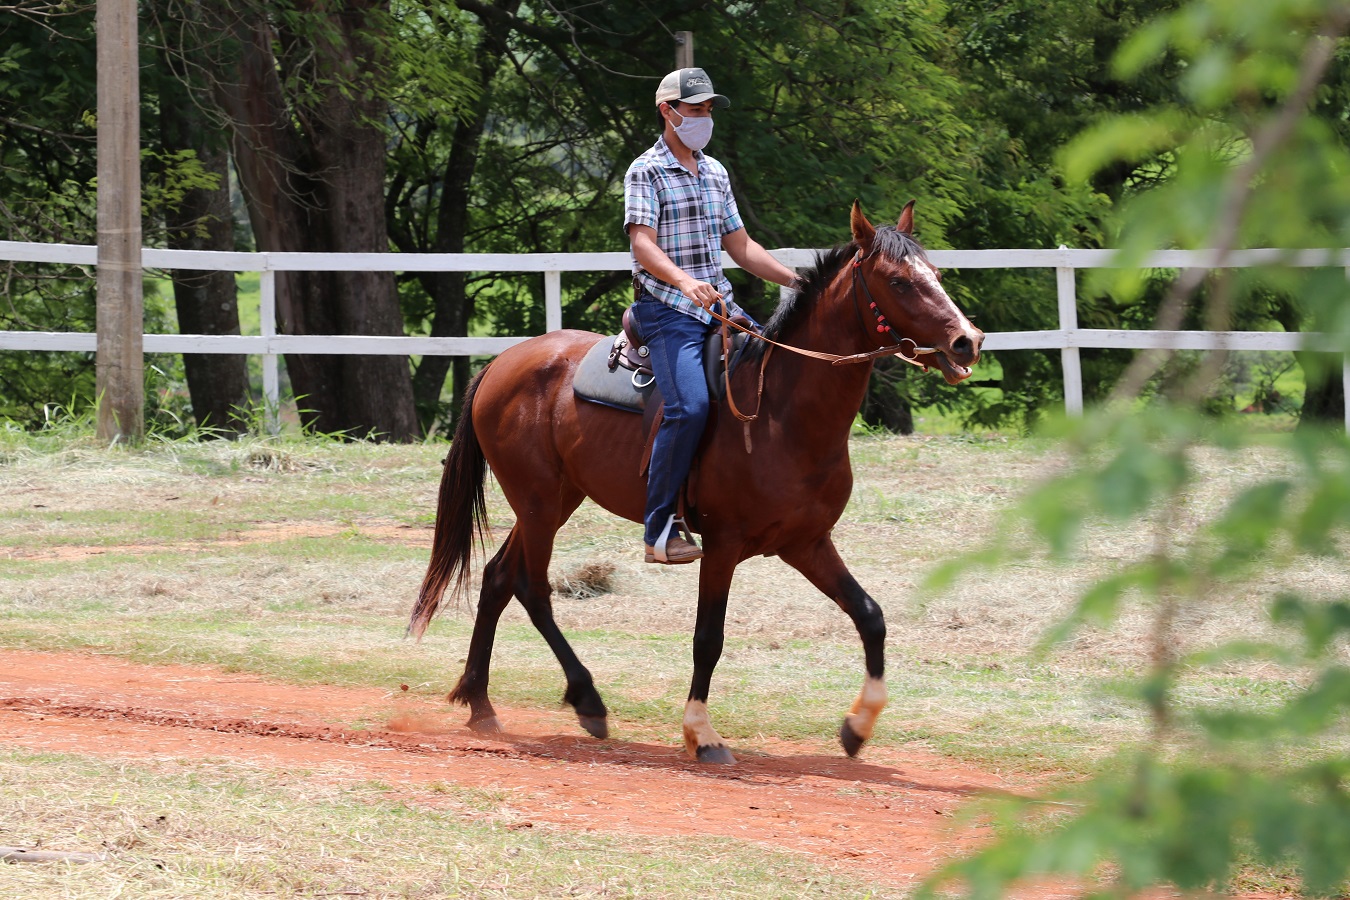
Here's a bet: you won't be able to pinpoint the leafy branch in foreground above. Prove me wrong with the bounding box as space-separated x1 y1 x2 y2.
922 1 1350 897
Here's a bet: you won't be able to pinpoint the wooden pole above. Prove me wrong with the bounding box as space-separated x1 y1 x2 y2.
95 0 143 443
674 31 694 69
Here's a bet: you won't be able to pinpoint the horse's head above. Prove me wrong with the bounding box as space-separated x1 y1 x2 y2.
849 201 983 385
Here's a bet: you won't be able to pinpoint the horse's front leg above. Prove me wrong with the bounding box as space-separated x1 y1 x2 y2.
683 550 738 764
779 536 887 757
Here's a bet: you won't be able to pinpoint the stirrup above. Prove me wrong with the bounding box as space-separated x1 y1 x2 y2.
648 515 699 563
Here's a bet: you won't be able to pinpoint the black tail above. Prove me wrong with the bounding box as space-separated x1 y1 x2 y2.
407 368 491 640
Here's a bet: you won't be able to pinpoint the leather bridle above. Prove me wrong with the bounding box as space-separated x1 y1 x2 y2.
702 249 940 369
704 247 946 451
848 249 938 369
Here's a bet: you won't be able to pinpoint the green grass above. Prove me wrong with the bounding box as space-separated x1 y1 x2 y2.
0 431 1338 776
3 427 1345 898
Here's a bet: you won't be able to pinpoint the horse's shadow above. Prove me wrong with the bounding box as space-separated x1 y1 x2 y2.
468 727 1007 799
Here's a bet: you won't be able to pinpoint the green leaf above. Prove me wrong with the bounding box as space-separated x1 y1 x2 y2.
1206 479 1292 571
1036 561 1171 650
1113 18 1175 78
1272 595 1350 656
1091 442 1188 522
1060 112 1187 184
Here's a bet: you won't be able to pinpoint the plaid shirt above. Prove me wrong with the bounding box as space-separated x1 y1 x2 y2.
624 136 747 324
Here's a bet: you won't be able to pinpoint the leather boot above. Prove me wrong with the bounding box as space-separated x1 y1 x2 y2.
644 535 703 564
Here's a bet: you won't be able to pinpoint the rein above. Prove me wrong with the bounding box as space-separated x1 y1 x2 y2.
710 249 940 452
702 251 938 369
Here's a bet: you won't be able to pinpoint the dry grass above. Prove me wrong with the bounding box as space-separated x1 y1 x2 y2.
556 561 618 600
2 429 1346 897
0 749 860 899
1 431 1345 770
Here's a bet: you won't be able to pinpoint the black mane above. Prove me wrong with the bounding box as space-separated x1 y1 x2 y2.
743 226 928 362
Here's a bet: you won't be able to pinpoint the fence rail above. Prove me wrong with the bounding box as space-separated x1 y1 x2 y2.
1 240 1347 432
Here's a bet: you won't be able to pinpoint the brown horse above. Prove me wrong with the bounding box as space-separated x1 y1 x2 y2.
409 201 983 763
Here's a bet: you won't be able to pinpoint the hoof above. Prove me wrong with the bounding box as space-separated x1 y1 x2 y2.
839 719 865 757
695 743 737 765
578 714 609 740
467 715 503 734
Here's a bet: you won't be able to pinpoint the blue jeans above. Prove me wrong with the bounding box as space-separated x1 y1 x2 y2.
631 294 713 547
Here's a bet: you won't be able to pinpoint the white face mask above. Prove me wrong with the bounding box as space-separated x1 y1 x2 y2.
670 109 714 152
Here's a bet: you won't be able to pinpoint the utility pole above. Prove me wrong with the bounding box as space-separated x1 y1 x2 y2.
95 0 144 443
674 31 694 69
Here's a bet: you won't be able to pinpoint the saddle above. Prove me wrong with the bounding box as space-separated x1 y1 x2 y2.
573 306 756 415
607 306 657 387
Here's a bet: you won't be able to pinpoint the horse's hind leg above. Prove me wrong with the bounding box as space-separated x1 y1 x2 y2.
449 508 608 739
779 536 887 757
447 532 521 733
510 493 610 739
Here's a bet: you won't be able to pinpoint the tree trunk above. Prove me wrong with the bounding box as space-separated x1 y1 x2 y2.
407 105 485 432
1269 298 1346 428
202 1 418 441
404 0 522 434
1297 353 1346 427
159 80 250 436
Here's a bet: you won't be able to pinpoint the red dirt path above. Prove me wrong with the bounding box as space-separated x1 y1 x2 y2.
0 649 1038 891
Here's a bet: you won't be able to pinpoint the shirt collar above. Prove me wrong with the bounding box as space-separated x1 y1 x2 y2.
655 135 704 171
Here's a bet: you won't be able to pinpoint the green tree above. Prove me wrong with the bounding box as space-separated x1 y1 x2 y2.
149 3 251 435
181 0 422 440
0 7 201 431
923 1 1350 896
0 8 101 424
913 0 1185 430
386 0 984 432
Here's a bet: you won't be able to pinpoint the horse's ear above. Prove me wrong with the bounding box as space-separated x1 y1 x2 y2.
850 199 876 253
896 200 915 235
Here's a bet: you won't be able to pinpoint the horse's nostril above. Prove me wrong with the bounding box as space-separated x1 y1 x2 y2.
951 336 972 357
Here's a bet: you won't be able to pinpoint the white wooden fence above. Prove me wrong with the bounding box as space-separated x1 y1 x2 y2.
1 240 1347 432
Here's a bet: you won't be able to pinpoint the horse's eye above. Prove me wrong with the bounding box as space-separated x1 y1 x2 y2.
889 278 910 289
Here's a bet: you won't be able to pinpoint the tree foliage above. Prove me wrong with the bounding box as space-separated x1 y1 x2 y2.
384 0 986 431
922 1 1350 896
0 7 99 424
2 0 1348 435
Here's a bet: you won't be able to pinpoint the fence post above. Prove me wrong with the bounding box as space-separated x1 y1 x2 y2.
1057 247 1083 416
259 266 280 435
544 270 562 332
95 0 144 443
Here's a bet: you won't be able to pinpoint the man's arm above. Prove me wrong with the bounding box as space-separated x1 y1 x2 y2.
629 224 724 309
721 228 799 288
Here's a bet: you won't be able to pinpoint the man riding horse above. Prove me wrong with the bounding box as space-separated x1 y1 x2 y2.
409 67 984 762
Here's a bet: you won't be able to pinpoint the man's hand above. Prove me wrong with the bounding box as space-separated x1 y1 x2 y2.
679 278 723 309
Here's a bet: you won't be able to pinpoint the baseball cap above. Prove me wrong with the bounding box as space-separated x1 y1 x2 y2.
655 68 730 109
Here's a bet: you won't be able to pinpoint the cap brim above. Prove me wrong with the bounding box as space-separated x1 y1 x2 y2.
681 92 730 108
